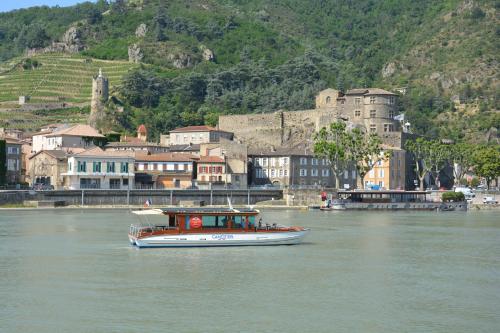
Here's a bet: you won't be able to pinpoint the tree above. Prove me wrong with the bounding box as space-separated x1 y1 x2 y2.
473 146 500 189
111 0 127 14
313 121 351 189
153 3 168 42
450 142 475 186
426 140 450 189
406 138 433 190
85 7 102 25
346 128 391 189
16 24 50 49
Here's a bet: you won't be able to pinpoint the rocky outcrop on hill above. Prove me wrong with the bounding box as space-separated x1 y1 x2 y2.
128 44 144 63
135 23 147 38
26 26 84 56
200 45 214 61
169 53 193 69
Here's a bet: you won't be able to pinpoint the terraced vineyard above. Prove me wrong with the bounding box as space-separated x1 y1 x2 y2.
0 107 90 130
0 53 136 104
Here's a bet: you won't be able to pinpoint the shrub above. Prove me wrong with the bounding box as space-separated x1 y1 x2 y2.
21 58 41 70
442 191 465 202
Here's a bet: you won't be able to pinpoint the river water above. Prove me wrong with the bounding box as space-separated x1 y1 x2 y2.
1 209 499 332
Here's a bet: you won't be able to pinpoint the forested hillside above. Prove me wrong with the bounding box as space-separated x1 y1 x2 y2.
0 0 497 143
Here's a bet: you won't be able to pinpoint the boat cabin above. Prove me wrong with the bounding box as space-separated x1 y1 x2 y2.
163 207 258 231
337 190 430 203
131 208 265 237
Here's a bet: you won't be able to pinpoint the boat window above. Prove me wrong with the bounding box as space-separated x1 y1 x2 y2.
202 215 226 228
232 216 244 229
248 216 255 228
169 215 176 227
202 215 216 227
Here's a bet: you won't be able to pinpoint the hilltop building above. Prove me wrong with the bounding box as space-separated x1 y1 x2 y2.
88 69 109 128
219 87 412 189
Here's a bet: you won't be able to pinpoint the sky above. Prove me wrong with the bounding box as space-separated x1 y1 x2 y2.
0 0 91 13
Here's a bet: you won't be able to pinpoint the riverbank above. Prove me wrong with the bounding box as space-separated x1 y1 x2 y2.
0 204 310 210
1 203 499 211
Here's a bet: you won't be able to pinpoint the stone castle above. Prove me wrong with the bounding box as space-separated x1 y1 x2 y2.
88 68 109 128
218 88 407 151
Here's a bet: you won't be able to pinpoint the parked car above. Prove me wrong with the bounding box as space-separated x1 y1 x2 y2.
454 187 475 199
483 196 498 204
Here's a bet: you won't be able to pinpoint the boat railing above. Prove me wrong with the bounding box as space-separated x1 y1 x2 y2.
129 224 178 237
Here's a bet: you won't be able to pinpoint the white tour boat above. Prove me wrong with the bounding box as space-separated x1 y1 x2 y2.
129 207 309 248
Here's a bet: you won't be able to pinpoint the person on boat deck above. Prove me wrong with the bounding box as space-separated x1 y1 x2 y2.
258 218 262 229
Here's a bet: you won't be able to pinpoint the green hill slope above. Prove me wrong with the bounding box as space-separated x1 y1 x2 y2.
0 0 497 142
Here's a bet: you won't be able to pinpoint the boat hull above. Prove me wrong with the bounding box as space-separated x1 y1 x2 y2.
129 230 310 248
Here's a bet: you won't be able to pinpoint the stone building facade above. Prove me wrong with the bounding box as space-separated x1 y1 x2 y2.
218 88 402 151
219 88 413 189
28 150 73 189
249 148 357 189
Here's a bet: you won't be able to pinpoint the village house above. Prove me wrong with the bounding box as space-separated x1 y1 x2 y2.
32 124 105 153
249 148 357 189
28 149 82 189
362 147 406 190
196 156 229 189
63 147 134 190
200 138 248 189
134 152 197 189
3 138 23 184
169 125 233 145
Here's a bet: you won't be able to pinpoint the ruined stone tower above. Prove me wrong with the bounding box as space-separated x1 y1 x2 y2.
88 68 109 128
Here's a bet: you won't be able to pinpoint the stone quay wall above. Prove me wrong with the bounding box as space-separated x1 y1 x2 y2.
0 189 283 206
0 191 31 205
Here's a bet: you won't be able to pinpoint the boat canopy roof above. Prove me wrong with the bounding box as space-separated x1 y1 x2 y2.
133 207 259 216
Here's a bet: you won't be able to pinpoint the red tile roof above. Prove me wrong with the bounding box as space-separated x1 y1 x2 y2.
45 124 105 138
137 124 147 134
135 152 198 162
198 156 225 163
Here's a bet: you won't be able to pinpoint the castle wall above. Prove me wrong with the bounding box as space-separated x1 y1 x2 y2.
219 113 283 149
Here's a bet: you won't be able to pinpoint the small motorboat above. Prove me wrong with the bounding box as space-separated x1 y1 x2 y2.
129 207 309 248
320 199 346 211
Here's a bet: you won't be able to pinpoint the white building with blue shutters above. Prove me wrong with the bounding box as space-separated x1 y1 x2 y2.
63 147 134 189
